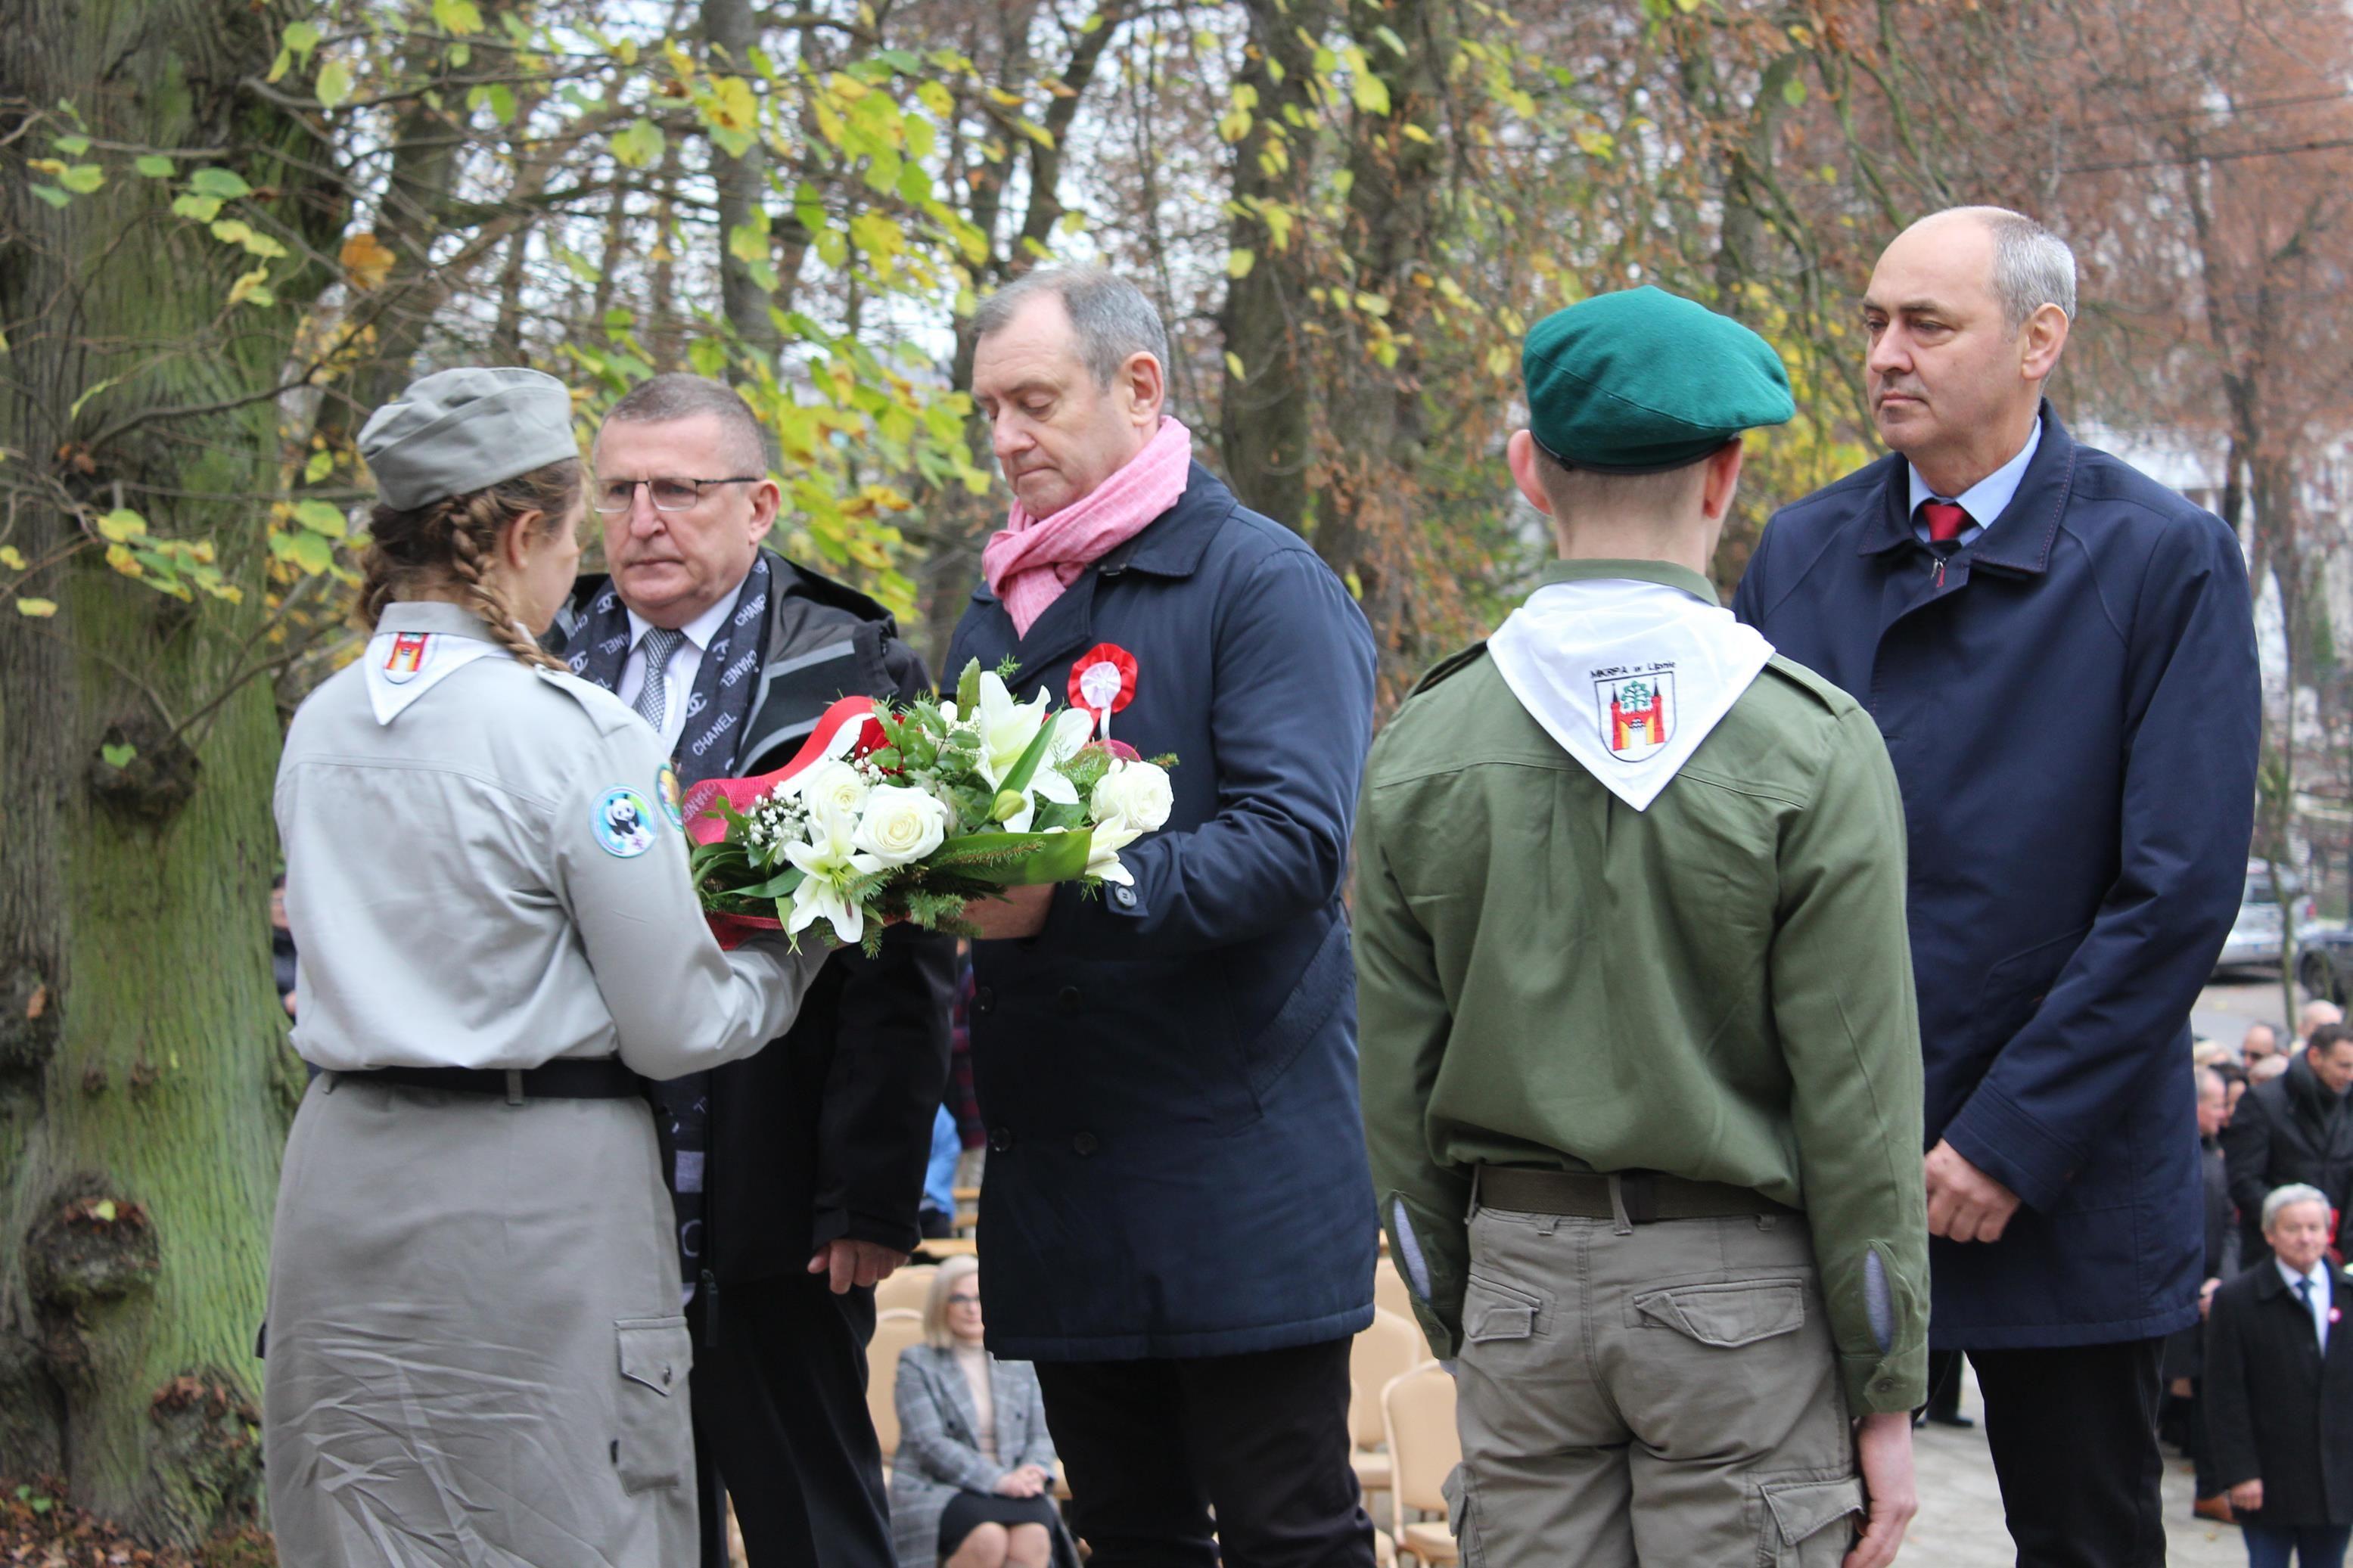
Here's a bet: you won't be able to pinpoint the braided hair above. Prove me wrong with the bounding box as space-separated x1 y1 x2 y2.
358 458 580 670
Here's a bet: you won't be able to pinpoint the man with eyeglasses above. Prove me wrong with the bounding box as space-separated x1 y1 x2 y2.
553 372 955 1568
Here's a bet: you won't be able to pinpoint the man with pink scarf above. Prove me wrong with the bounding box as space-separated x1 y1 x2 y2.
950 267 1381 1568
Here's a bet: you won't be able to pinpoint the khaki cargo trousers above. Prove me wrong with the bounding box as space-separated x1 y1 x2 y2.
1448 1198 1865 1566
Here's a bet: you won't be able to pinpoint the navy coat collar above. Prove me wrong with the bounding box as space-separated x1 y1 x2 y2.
1854 402 2078 577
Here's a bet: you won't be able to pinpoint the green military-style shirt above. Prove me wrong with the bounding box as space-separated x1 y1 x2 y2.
1354 558 1929 1414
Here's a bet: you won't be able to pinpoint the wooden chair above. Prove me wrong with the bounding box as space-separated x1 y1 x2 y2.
875 1263 937 1316
1349 1306 1428 1498
867 1309 926 1462
1382 1362 1462 1566
1374 1255 1417 1324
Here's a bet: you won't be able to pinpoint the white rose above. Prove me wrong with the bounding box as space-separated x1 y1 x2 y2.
793 759 870 820
853 785 950 867
1089 760 1173 832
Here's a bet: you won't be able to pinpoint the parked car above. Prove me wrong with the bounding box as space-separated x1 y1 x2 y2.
2298 925 2353 1005
2218 859 2317 971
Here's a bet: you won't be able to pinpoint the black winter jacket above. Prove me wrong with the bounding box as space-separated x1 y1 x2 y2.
2224 1055 2353 1268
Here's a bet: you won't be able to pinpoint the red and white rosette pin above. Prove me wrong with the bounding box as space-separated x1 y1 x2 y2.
1069 643 1137 743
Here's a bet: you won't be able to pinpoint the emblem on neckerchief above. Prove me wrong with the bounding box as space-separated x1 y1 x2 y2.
1596 670 1674 760
383 632 432 685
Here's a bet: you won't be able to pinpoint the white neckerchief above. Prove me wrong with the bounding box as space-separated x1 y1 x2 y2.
364 626 502 725
1489 575 1773 812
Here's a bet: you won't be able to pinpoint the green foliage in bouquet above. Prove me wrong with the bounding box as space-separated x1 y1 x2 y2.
688 658 1174 952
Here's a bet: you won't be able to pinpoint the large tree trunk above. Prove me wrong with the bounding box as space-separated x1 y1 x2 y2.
1303 0 1447 684
1216 0 1329 533
0 0 340 1545
705 0 783 374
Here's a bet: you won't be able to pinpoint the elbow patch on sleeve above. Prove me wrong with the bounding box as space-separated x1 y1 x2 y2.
1863 1247 1893 1355
1392 1197 1435 1303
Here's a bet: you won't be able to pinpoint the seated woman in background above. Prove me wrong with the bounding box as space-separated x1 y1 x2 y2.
890 1256 1075 1568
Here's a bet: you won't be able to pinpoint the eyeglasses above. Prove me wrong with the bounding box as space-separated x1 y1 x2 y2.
593 476 764 514
946 1293 981 1306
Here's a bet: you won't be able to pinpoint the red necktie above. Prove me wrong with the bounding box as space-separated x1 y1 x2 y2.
1921 500 1970 544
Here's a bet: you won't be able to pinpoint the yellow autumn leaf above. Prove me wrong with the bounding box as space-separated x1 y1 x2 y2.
340 232 398 290
0 545 25 570
709 75 757 133
1227 249 1256 279
14 598 58 617
228 266 275 308
105 543 143 577
97 508 147 542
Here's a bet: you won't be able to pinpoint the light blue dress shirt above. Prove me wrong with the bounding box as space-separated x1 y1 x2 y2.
1907 418 2044 548
2278 1255 2334 1350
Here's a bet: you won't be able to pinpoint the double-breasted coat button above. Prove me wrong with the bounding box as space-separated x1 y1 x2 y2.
1114 886 1137 908
1058 986 1083 1014
974 986 996 1015
1072 1132 1099 1156
989 1126 1015 1153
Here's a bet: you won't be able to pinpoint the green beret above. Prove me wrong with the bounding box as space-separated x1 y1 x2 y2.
359 367 578 511
1522 287 1795 473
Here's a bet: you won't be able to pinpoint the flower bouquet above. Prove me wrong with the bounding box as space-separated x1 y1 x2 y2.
682 657 1174 951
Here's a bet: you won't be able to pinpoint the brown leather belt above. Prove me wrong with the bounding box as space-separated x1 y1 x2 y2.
1477 1165 1798 1225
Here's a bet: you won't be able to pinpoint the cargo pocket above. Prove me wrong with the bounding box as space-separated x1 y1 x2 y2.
1632 1279 1804 1348
613 1316 693 1494
1462 1273 1544 1343
1441 1462 1486 1567
1758 1474 1864 1566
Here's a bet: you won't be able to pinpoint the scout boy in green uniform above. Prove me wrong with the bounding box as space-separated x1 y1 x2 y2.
1355 287 1929 1568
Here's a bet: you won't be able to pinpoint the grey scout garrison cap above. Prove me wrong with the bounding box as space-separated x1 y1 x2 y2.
359 367 579 511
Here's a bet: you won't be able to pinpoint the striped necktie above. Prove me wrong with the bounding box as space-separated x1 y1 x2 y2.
633 627 685 733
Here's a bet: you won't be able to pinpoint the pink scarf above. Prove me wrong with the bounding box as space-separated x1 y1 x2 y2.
982 417 1194 636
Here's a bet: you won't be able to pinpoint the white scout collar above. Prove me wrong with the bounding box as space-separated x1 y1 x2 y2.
1487 560 1773 812
364 601 507 725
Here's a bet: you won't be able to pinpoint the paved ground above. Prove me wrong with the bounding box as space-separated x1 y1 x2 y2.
1901 970 2295 1565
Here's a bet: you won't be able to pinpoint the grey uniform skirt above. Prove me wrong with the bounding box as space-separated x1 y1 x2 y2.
263 1073 695 1566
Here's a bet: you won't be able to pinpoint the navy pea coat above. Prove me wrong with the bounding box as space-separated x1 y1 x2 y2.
948 462 1379 1361
1732 405 2259 1349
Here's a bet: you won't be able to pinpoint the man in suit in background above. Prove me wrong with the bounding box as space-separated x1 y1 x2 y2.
2205 1185 2353 1566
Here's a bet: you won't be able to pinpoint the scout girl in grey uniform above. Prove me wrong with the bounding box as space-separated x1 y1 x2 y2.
265 368 825 1565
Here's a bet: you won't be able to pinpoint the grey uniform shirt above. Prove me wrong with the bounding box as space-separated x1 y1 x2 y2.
277 601 821 1076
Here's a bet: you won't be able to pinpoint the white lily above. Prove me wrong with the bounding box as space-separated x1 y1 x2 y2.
782 796 882 945
1047 706 1095 762
1083 818 1142 886
996 765 1078 834
973 671 1053 788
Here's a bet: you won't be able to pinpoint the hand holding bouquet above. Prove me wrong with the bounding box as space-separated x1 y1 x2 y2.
683 657 1174 950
